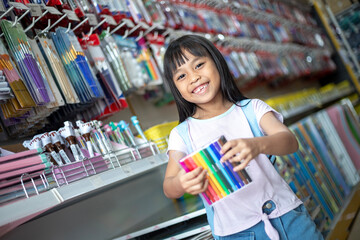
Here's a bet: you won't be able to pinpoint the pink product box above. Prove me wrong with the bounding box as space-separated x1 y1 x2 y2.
53 154 110 186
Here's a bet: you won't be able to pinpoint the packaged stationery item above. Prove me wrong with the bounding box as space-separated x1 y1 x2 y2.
51 28 104 103
112 35 148 88
82 33 127 112
28 38 65 108
38 34 80 104
100 33 133 94
179 136 252 205
1 20 50 105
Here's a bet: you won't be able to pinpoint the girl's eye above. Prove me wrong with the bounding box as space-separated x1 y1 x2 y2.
195 62 204 69
177 74 185 81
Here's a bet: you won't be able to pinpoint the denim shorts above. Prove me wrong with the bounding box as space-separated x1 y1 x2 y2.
215 201 324 240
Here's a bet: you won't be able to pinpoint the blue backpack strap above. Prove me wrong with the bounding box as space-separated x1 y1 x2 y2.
240 99 276 165
175 121 193 154
175 120 216 235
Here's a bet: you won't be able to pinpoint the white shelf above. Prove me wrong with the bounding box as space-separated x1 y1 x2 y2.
163 224 211 240
282 88 355 121
0 189 61 227
0 153 168 233
56 154 167 201
114 208 206 240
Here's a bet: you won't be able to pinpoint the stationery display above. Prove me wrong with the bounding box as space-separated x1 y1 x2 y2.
0 0 341 139
276 101 360 231
81 33 127 116
51 27 104 103
179 136 252 205
38 34 80 104
1 20 51 105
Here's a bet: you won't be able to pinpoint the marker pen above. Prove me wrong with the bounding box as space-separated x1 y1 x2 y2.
92 129 108 155
74 128 86 150
109 122 125 145
130 116 147 142
90 133 101 154
118 120 136 147
92 120 113 152
104 124 118 143
59 122 83 161
77 120 95 158
49 131 72 164
40 132 63 166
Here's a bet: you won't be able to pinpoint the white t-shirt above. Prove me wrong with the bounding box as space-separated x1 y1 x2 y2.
167 99 302 236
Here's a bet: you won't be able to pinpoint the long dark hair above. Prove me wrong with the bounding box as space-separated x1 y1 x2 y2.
164 35 247 122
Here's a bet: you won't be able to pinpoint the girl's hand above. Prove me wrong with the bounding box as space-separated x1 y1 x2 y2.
220 138 261 171
178 167 209 195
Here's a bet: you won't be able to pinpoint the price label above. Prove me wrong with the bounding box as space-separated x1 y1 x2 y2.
26 4 42 17
9 2 29 10
63 9 80 22
44 6 62 15
100 14 117 26
85 13 98 26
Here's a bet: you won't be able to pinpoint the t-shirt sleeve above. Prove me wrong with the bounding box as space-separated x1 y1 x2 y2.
252 99 283 135
167 127 188 155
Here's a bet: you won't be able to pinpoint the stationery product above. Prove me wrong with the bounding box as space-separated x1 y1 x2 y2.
109 122 125 145
0 148 42 163
38 35 80 104
40 132 64 166
179 136 252 205
0 39 35 108
100 33 133 93
49 131 72 164
92 120 113 152
82 34 127 114
28 38 65 108
1 20 50 104
77 120 95 157
0 155 52 180
118 120 136 147
130 116 147 142
59 122 84 162
0 154 49 174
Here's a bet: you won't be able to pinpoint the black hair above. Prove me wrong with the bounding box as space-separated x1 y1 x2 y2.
163 34 247 122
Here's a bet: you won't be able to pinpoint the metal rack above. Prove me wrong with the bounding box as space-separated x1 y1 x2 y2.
0 141 167 238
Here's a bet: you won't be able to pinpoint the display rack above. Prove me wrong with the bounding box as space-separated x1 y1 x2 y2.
1 0 360 239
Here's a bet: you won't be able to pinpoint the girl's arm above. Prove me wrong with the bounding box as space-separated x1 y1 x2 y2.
220 111 298 171
163 150 208 199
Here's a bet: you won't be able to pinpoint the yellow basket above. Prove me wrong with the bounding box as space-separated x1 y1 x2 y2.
143 121 179 153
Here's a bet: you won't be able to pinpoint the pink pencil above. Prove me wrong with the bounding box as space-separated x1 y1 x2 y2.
0 162 52 180
0 178 45 196
0 169 46 189
0 148 42 163
0 154 48 173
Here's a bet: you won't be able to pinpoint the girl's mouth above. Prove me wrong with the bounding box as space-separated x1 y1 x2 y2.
192 83 209 94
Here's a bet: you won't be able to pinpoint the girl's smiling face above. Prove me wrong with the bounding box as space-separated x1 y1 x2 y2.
172 50 222 111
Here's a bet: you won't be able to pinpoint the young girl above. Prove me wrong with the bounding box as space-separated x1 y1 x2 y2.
162 35 323 240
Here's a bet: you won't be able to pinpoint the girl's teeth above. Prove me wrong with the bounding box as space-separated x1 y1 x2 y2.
194 84 207 94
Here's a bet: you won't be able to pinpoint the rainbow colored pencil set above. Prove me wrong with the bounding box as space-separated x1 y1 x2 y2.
179 136 252 205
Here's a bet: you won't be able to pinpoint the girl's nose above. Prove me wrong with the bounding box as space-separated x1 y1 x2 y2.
190 74 200 84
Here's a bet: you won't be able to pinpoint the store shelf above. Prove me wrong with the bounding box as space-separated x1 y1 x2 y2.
115 208 206 240
0 153 168 238
163 224 211 240
283 88 355 125
56 154 167 201
0 189 61 227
